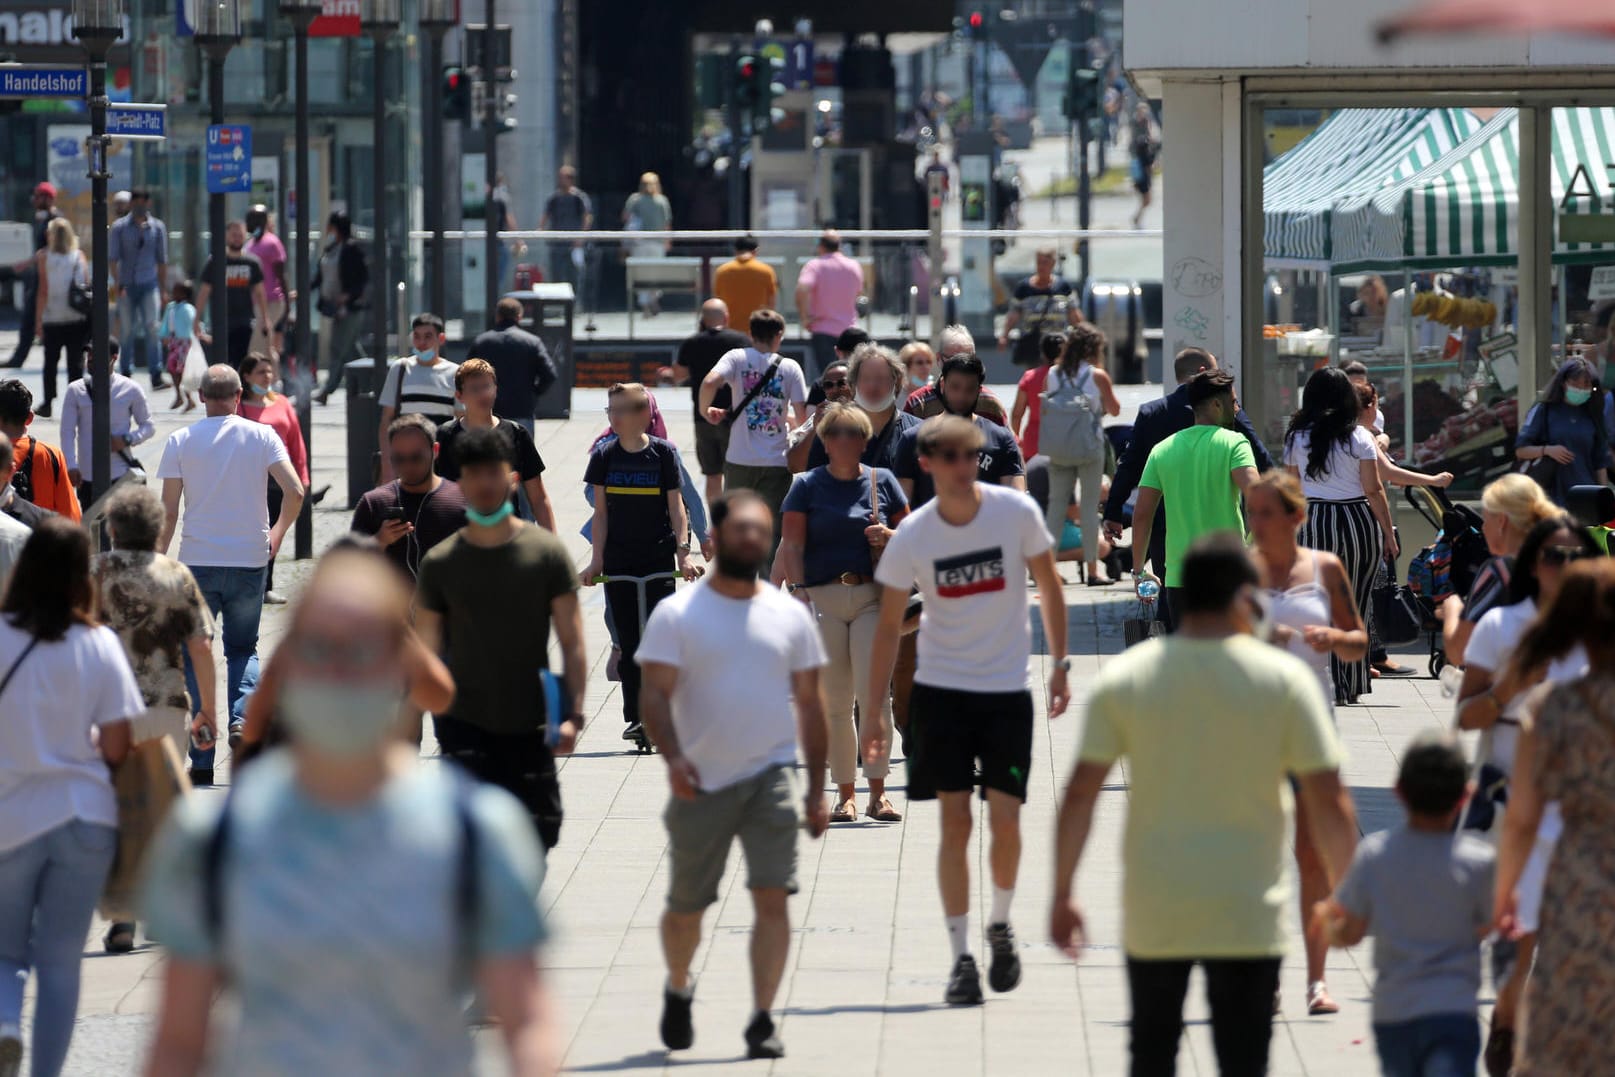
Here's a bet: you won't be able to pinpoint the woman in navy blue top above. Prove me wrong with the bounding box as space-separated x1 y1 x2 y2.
1515 356 1611 506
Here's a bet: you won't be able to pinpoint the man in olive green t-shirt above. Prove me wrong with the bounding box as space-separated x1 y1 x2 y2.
1131 369 1259 620
1050 534 1358 1076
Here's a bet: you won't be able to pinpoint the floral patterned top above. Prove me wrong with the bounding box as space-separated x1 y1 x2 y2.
92 550 214 713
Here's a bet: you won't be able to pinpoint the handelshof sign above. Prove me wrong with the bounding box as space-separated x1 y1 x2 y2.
0 63 85 97
205 123 251 194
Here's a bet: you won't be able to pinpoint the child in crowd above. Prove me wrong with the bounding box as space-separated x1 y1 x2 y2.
159 280 199 412
1316 731 1494 1077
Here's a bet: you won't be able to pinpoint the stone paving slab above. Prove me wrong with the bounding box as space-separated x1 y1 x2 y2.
0 372 1477 1076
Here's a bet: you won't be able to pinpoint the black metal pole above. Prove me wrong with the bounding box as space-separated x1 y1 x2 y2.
726 35 744 230
87 45 112 509
482 0 499 327
206 47 229 361
372 24 394 394
292 17 314 558
425 27 446 316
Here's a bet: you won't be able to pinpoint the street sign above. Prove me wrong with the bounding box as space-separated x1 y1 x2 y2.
106 103 166 141
0 64 87 99
205 123 252 194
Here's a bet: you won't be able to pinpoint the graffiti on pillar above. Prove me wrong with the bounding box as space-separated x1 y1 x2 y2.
1173 306 1211 341
1170 256 1223 298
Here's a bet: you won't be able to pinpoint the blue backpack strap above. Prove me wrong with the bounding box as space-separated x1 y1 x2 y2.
201 790 235 950
453 776 482 967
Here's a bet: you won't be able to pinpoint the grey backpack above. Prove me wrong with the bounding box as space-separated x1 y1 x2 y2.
1039 364 1106 464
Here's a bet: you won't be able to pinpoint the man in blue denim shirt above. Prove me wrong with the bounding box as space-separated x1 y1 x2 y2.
108 190 168 388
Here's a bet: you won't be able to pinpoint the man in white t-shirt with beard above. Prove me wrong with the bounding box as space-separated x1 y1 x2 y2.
864 414 1070 1007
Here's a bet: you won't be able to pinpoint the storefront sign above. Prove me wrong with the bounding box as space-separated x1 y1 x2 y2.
0 4 125 47
309 0 361 37
1590 266 1615 302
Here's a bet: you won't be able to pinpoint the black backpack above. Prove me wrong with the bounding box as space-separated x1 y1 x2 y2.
12 437 61 508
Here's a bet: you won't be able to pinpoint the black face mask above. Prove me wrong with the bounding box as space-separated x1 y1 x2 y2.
714 551 765 581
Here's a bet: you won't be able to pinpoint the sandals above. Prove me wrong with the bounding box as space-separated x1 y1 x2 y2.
830 798 858 823
1306 980 1339 1016
865 796 903 822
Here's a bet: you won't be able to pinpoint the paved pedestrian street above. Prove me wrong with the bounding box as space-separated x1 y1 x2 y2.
30 378 1469 1076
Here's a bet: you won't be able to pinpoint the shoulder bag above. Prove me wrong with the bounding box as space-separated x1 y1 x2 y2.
725 354 784 423
1515 406 1559 492
67 253 94 317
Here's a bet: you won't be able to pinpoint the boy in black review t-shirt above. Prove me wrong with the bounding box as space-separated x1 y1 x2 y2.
582 382 700 743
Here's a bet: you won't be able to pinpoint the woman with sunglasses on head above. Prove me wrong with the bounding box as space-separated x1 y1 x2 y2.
1440 474 1557 668
140 545 557 1077
1455 514 1601 1076
777 403 909 823
1514 355 1610 507
1246 471 1367 1017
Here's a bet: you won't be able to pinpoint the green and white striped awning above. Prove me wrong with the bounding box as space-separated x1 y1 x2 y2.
1263 108 1481 267
1333 107 1615 272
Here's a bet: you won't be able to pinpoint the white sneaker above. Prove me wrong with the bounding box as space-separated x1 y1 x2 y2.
0 1022 21 1077
264 590 289 605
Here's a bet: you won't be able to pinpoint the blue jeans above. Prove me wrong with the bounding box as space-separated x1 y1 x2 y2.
117 283 162 382
183 564 266 769
1373 1014 1481 1077
0 820 118 1077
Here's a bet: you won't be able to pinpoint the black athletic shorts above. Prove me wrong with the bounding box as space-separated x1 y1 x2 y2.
906 683 1035 802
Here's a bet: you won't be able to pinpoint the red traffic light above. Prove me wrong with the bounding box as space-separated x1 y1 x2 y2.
968 11 983 29
447 72 462 89
739 61 756 78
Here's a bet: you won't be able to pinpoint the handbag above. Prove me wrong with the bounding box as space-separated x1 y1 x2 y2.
66 254 93 317
1515 406 1559 491
1373 561 1425 647
1123 597 1165 648
100 736 191 919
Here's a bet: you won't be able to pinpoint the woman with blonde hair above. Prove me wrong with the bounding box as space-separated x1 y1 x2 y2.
623 171 672 316
1440 473 1557 667
32 216 90 417
1246 470 1367 1016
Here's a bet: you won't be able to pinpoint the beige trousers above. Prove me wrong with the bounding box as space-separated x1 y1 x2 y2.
807 581 892 785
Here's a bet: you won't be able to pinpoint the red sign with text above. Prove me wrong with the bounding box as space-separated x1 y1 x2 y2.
309 0 361 37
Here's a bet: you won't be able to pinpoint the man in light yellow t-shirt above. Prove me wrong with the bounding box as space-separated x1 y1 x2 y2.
1050 534 1359 1075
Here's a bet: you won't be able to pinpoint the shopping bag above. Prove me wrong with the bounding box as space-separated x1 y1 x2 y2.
1123 598 1165 648
99 736 191 919
180 338 207 394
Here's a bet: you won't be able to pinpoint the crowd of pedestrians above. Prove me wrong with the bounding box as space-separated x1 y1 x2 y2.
6 230 1615 1077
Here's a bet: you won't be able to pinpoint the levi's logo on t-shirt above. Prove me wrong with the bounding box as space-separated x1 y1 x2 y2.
933 547 1006 598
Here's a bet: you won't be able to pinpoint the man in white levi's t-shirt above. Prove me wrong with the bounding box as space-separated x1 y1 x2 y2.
865 414 1071 1008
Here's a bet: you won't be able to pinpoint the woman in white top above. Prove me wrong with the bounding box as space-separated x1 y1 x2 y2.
0 517 144 1077
32 216 90 418
1246 471 1366 1017
1035 324 1121 585
1283 367 1397 704
1455 514 1599 1070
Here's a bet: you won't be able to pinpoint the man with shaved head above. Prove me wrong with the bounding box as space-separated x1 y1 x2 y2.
673 297 751 506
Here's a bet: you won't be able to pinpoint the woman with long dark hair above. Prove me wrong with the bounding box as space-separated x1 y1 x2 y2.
237 353 309 604
1284 367 1397 705
1514 355 1611 506
0 518 144 1077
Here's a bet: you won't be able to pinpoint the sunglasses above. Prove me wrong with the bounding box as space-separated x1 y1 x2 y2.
821 378 850 390
927 447 977 464
822 426 865 441
1540 546 1594 566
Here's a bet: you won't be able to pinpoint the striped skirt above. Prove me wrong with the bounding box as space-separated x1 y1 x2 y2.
1298 498 1380 704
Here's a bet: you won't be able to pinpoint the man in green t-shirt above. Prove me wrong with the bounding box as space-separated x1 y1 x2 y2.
1130 369 1259 621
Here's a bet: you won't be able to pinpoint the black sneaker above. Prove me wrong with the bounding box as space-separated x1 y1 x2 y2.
945 954 984 1006
659 987 694 1051
227 724 244 751
986 923 1022 993
622 721 644 742
743 1011 784 1059
188 767 214 787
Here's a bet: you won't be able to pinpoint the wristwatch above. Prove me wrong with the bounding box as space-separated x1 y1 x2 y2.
1053 657 1071 673
676 542 692 554
565 712 585 728
787 583 807 593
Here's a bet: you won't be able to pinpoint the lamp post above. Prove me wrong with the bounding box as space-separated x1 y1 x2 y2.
194 0 241 368
420 0 456 318
362 1 401 398
280 0 319 556
71 0 121 513
482 0 499 325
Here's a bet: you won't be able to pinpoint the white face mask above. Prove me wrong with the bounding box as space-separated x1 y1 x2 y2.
278 676 404 758
855 389 897 412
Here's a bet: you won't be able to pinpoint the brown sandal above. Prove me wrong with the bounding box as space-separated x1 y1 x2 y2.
864 796 902 822
830 798 858 823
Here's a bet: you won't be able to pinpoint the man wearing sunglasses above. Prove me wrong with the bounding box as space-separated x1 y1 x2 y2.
351 413 467 580
865 415 1069 1007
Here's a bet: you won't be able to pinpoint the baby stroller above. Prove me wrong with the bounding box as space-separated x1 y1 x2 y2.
1403 486 1491 676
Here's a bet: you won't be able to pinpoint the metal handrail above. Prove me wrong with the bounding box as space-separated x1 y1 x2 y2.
404 227 1162 242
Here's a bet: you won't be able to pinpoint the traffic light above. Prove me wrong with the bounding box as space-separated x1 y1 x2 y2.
733 54 759 115
493 90 518 136
749 54 786 131
1063 65 1101 122
966 10 985 38
442 65 471 123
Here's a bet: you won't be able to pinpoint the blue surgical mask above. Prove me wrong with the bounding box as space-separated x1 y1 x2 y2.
414 348 437 363
465 500 515 528
249 383 269 396
1566 385 1593 407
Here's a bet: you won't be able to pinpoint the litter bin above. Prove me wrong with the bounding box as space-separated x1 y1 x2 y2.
504 283 575 419
343 356 383 508
1083 279 1146 384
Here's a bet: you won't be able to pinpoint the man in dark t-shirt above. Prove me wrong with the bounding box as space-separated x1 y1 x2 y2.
196 220 269 366
672 299 750 503
433 358 554 531
471 297 557 426
893 355 1025 508
351 414 468 579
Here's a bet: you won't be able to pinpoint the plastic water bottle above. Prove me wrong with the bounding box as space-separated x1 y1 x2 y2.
1136 579 1161 602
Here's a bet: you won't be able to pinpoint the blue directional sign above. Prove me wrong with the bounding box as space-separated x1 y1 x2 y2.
107 104 166 141
205 124 252 194
0 66 88 99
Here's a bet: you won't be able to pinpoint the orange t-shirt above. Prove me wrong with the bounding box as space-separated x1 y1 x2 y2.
712 254 778 332
15 435 81 521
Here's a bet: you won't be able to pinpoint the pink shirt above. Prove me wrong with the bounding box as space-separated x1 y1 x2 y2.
797 252 864 336
245 232 288 304
1016 365 1050 458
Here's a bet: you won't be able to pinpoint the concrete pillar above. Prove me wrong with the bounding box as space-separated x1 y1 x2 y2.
1159 78 1244 391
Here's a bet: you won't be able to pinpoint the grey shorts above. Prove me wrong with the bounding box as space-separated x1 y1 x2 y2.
664 764 801 912
694 419 731 476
